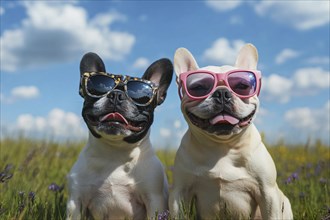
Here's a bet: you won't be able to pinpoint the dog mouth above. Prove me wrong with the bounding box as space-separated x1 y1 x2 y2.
187 109 256 131
86 112 144 132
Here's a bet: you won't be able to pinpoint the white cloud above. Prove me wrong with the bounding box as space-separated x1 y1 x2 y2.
0 7 4 15
293 67 329 89
132 57 150 70
275 48 300 64
203 38 246 65
1 86 40 104
17 114 46 133
205 0 243 12
205 1 329 30
15 108 87 140
0 93 5 101
254 1 330 30
173 119 181 129
160 128 171 138
229 15 243 25
261 67 329 103
0 2 135 72
11 86 40 99
261 74 293 103
90 11 126 27
284 101 330 142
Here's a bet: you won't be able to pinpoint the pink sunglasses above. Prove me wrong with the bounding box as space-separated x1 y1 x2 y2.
178 69 262 100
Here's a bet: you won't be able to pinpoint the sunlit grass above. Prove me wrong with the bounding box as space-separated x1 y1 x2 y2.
0 137 329 219
0 137 83 220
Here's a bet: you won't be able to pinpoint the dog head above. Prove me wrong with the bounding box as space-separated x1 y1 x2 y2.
175 44 261 137
79 52 173 143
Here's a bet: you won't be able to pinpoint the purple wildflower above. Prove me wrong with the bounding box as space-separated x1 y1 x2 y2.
306 163 313 169
320 178 327 184
4 164 13 172
0 172 13 183
0 173 6 181
0 164 14 183
48 182 64 192
315 162 322 176
158 210 170 220
285 172 299 184
285 176 293 184
292 172 299 180
28 191 36 203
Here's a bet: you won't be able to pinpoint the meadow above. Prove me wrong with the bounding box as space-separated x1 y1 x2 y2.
0 137 329 220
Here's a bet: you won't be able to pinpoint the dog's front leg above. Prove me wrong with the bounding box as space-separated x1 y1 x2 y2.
146 193 168 218
169 188 195 219
258 184 293 220
251 144 293 220
170 153 196 219
66 196 82 220
281 192 293 219
169 189 181 217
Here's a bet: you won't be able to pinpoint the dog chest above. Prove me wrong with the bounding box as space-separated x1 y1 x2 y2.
78 170 146 219
194 176 259 219
88 180 146 219
69 154 147 220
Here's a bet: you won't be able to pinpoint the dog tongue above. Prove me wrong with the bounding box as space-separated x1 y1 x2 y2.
210 114 239 125
100 112 129 125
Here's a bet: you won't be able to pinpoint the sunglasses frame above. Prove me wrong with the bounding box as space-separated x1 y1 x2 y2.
81 72 159 106
178 69 262 100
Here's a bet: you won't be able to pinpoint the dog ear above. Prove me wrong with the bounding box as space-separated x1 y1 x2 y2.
235 44 258 70
79 52 106 97
174 48 199 77
142 58 173 106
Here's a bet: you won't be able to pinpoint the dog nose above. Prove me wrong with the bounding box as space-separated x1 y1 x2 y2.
212 88 232 103
107 89 126 104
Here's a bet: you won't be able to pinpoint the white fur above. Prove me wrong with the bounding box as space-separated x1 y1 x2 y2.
67 131 168 220
170 45 293 219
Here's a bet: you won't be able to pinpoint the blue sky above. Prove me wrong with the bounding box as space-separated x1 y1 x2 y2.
1 1 329 147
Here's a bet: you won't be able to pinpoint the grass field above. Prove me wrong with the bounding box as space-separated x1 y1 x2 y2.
0 137 329 220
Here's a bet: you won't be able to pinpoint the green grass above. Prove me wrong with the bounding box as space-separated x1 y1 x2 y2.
0 137 329 219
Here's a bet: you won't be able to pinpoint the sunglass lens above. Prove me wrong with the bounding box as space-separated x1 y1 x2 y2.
127 81 153 105
228 71 256 96
186 73 214 97
87 75 116 96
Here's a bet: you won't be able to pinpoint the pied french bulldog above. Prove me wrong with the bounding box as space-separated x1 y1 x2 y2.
67 53 173 220
169 44 293 219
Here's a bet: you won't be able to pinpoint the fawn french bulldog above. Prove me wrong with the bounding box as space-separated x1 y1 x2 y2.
169 44 293 219
67 52 173 220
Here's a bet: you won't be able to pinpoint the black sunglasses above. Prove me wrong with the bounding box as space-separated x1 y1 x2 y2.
81 72 158 106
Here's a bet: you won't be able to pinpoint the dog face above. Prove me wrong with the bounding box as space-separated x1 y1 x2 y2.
175 44 261 136
79 53 173 143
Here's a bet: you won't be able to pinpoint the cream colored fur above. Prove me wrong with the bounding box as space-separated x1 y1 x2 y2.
67 131 168 220
170 44 293 219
